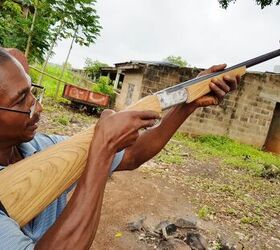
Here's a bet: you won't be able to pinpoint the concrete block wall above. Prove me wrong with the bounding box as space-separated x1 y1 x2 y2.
141 66 200 97
115 62 280 148
180 72 279 148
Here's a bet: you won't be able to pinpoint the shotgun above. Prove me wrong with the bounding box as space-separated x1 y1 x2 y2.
0 48 279 227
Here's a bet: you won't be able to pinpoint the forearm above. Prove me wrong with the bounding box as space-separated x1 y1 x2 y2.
119 102 198 169
35 139 115 250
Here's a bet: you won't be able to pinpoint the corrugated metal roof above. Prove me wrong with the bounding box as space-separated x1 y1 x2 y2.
115 60 179 68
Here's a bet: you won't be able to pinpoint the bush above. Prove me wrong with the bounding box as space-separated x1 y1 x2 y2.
92 76 116 99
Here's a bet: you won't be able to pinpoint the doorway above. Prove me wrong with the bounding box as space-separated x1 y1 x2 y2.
264 102 280 154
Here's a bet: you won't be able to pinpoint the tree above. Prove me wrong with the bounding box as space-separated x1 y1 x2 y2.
84 58 108 81
164 55 189 67
0 0 55 62
0 1 28 51
218 0 280 9
38 0 101 85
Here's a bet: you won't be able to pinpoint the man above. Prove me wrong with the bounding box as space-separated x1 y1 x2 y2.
0 47 239 249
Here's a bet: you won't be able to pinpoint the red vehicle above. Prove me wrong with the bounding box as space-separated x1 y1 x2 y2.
62 84 110 113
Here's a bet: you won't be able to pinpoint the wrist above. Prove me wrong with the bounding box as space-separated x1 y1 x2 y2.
85 138 116 178
91 133 117 155
178 101 199 112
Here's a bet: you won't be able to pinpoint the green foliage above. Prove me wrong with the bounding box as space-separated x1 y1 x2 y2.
218 0 280 9
197 205 215 219
30 63 76 98
163 55 188 67
0 0 101 62
171 133 280 177
156 143 185 165
56 115 70 125
240 216 261 226
0 0 55 62
30 64 116 105
84 58 108 80
210 241 223 250
50 0 101 47
92 76 115 98
225 208 238 216
0 1 28 50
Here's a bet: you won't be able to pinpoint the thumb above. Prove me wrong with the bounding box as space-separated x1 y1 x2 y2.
209 64 227 73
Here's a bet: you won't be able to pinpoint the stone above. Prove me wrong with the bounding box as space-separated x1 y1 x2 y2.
158 239 191 250
154 220 172 234
175 217 197 229
165 224 177 236
127 216 146 232
185 232 208 250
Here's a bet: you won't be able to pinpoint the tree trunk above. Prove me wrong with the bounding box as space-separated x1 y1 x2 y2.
37 19 64 86
55 28 77 99
25 0 38 58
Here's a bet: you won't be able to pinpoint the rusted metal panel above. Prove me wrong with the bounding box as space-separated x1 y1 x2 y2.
264 103 280 154
88 92 109 107
63 84 109 107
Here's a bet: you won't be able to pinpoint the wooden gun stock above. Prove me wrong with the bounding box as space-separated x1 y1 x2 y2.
0 48 279 227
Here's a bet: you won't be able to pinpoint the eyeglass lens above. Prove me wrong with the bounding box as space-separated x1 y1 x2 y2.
31 86 44 104
29 85 44 118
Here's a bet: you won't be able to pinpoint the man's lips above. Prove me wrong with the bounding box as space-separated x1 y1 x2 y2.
27 116 40 128
28 124 38 131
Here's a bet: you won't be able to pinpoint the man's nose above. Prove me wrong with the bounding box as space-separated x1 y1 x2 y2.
36 101 43 114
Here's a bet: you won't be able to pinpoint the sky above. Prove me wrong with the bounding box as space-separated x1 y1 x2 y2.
51 0 280 72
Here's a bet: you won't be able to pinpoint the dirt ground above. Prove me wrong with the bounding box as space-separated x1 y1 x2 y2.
91 169 221 250
90 163 280 250
39 101 280 250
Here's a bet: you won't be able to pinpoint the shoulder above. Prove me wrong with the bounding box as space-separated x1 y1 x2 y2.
22 133 69 153
32 133 68 146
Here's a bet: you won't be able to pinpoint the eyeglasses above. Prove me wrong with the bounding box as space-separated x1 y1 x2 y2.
0 83 45 118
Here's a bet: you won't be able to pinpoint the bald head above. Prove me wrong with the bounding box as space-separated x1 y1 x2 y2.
0 48 12 94
0 47 13 65
0 48 30 100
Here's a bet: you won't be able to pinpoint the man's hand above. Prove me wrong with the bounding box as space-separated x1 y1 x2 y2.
193 64 240 107
94 109 160 152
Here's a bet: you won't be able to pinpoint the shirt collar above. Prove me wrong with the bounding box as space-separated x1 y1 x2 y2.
17 141 38 158
0 142 37 170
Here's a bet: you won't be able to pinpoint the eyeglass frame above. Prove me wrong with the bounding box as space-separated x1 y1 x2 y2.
0 83 45 118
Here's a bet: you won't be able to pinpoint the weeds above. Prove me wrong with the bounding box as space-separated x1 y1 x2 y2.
155 143 185 165
30 64 77 99
171 133 280 177
57 115 70 126
197 205 215 220
240 216 261 226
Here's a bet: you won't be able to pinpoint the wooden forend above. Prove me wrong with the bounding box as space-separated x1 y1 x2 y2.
186 66 246 103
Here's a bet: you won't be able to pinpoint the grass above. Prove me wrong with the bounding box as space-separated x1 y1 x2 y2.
149 132 280 233
240 215 261 226
170 133 280 178
30 63 78 100
56 115 70 126
197 205 215 220
155 143 185 165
